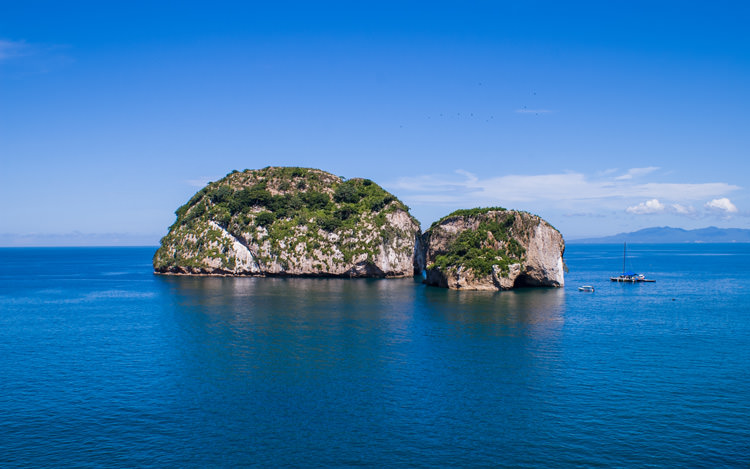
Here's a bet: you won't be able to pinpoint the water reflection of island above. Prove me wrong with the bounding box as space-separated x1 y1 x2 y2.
424 286 565 329
157 275 565 365
156 275 567 449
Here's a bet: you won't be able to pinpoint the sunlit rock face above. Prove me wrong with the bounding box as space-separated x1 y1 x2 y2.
154 167 423 278
422 208 565 291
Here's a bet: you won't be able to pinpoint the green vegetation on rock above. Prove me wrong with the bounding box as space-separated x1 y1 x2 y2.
430 206 507 229
153 166 419 275
428 210 527 277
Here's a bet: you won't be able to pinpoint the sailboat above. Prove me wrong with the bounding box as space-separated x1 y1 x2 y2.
610 243 655 282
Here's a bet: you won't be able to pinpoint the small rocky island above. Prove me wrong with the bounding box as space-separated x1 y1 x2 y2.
422 208 565 290
154 167 565 289
153 167 423 277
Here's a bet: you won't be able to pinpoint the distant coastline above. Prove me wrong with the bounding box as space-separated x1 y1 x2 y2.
570 226 750 244
0 232 160 247
5 225 750 247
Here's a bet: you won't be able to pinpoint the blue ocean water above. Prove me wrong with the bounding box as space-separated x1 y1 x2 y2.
0 244 748 467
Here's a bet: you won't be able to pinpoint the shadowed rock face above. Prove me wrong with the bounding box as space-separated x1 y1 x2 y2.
153 167 423 278
422 209 565 291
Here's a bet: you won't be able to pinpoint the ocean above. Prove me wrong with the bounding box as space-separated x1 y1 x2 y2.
1 244 748 467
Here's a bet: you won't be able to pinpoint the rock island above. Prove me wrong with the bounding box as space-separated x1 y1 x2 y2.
154 167 565 290
422 208 565 290
153 167 423 277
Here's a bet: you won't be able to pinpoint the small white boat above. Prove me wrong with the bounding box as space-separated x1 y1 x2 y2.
578 285 595 292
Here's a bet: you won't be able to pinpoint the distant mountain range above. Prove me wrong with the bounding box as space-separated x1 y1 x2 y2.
571 226 750 244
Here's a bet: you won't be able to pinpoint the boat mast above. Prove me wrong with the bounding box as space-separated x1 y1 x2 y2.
623 242 626 274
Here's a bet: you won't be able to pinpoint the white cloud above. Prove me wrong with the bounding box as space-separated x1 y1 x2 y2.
624 198 741 218
389 171 590 205
635 182 739 200
0 39 28 61
615 166 660 180
626 199 665 214
625 200 702 216
671 203 696 215
387 169 740 209
564 212 607 218
0 39 72 72
705 197 738 214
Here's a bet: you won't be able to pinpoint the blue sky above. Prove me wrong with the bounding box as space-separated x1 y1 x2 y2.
2 1 749 245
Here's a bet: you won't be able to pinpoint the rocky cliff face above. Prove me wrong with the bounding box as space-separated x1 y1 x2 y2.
154 167 423 277
422 208 565 290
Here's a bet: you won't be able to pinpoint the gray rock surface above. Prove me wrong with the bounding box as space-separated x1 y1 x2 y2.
154 167 423 277
423 209 565 290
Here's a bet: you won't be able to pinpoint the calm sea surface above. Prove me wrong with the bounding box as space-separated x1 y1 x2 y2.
1 244 748 467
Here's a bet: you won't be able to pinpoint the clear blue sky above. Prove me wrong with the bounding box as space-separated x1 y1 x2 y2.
2 1 749 245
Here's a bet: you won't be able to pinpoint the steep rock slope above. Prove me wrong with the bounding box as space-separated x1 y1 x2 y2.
423 208 565 290
154 167 423 277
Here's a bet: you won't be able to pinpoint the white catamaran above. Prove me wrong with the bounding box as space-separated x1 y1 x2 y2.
610 243 655 283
